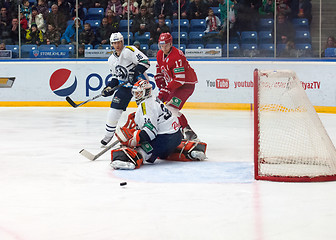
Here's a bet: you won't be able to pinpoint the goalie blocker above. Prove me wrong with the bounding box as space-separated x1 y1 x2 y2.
110 140 207 170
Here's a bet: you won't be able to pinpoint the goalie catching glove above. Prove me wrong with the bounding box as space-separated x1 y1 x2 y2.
115 127 141 148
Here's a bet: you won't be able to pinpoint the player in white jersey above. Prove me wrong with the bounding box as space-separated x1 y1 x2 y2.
110 79 207 170
100 32 150 146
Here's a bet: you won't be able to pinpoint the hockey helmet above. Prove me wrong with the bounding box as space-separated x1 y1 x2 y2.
132 79 152 105
158 32 173 45
110 32 124 44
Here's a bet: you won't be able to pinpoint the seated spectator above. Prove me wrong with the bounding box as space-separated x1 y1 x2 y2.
20 11 28 30
105 9 120 31
274 13 294 45
0 42 6 50
277 0 291 18
172 0 189 19
46 4 67 34
25 23 44 45
79 23 95 45
218 0 236 31
133 40 141 49
122 0 139 19
91 0 107 9
44 23 61 46
259 0 274 18
71 2 86 20
321 36 336 57
0 8 12 44
78 43 85 58
1 0 16 16
10 18 26 45
28 7 46 33
188 0 208 20
154 0 173 20
205 8 221 33
235 0 261 32
290 0 312 25
96 17 115 45
203 8 222 44
57 0 71 21
60 17 83 45
36 0 49 20
106 0 123 18
21 0 31 21
0 7 11 28
132 5 155 35
149 16 170 45
141 0 155 15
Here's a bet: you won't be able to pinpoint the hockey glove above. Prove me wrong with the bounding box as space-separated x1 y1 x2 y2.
115 127 141 148
154 73 166 89
158 88 171 103
101 86 115 97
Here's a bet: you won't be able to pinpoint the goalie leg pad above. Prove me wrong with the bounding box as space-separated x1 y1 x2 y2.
165 140 207 162
111 147 143 170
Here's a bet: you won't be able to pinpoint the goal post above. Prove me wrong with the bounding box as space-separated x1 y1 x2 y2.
254 69 336 182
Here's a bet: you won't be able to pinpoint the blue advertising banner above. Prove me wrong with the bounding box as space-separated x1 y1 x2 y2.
29 50 69 58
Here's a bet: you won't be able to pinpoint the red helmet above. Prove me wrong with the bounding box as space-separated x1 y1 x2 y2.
158 32 173 44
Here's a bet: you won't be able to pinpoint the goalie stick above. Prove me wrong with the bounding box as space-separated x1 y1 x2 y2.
65 81 128 108
79 140 120 161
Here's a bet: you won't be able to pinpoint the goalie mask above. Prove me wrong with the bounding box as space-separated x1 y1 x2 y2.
132 80 152 105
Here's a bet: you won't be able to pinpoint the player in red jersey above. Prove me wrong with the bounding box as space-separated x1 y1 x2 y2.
155 32 198 140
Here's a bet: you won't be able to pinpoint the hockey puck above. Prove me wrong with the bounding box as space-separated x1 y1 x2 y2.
120 182 127 186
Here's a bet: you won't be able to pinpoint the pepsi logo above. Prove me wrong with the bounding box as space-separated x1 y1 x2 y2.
49 68 77 97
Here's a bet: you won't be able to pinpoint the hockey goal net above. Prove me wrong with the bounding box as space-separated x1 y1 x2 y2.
254 69 336 182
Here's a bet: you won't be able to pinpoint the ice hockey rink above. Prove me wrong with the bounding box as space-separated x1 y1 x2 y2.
1 107 336 240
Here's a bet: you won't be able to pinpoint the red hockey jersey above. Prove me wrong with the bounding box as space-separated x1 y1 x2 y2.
156 46 198 88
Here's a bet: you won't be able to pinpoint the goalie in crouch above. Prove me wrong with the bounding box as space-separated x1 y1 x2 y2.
111 79 207 170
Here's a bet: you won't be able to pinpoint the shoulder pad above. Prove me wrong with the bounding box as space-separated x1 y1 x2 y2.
126 46 135 52
141 101 146 115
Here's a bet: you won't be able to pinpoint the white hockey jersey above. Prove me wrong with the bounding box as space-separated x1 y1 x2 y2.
135 96 181 141
108 45 149 88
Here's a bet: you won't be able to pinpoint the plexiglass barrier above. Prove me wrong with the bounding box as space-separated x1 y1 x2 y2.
0 0 334 59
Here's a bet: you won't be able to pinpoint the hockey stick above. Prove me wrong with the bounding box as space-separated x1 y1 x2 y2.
66 81 128 108
79 110 136 161
79 139 120 161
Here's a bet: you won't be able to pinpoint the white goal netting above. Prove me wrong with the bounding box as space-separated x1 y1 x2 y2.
254 69 336 181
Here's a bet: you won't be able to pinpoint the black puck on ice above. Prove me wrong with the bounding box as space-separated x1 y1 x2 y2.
120 182 127 186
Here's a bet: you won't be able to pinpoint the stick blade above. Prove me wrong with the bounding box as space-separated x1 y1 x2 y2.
65 96 78 108
79 149 96 161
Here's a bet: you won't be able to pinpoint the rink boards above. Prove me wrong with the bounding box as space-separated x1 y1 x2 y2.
0 59 336 113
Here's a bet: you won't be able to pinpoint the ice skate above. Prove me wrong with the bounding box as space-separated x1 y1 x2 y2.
101 134 113 147
190 150 206 161
110 160 136 170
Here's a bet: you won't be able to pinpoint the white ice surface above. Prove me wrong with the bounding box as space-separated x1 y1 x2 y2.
1 107 336 240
